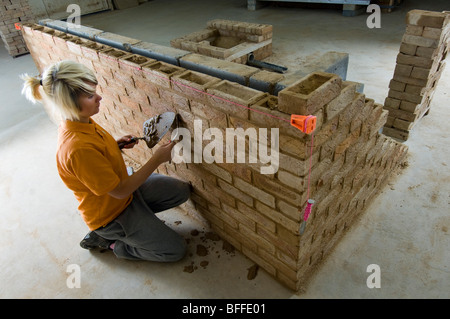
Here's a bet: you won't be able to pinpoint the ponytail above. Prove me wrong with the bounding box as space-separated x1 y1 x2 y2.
21 74 43 104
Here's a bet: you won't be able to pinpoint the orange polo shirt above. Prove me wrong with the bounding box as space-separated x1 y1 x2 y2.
56 118 132 230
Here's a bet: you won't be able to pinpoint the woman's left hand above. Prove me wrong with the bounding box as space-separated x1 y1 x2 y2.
117 135 138 149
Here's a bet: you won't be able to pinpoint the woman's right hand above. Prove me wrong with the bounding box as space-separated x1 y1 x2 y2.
153 141 175 164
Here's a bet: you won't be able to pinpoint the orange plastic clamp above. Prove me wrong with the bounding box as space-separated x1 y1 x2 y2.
14 23 21 30
290 114 317 134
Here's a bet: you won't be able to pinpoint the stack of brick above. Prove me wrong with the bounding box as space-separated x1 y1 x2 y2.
21 23 408 291
383 10 450 141
0 0 34 57
171 19 272 64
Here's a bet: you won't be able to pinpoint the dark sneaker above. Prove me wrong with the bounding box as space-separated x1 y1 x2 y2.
80 231 113 250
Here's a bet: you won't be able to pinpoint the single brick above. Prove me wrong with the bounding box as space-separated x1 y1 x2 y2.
402 34 439 48
405 24 424 36
119 54 156 79
278 72 342 115
206 80 267 119
325 80 357 120
172 70 221 101
141 61 185 88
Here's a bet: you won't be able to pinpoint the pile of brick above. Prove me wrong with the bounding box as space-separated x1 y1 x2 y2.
22 23 408 291
0 0 34 57
383 10 450 141
171 19 272 64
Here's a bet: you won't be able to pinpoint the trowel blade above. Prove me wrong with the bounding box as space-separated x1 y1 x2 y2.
142 111 176 148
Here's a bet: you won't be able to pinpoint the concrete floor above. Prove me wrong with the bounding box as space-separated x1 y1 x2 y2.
1 0 449 299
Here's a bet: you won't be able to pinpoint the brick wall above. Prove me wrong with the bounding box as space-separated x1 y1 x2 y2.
0 0 34 57
22 22 408 291
383 10 450 141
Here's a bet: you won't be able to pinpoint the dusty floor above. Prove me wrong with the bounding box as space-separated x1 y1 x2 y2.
0 0 449 299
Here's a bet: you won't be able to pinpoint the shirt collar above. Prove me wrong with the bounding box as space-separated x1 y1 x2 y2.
60 118 98 135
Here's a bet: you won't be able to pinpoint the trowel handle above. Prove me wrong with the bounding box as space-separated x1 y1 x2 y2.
118 137 143 149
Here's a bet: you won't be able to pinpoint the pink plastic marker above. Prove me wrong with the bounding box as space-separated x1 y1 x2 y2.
299 199 315 235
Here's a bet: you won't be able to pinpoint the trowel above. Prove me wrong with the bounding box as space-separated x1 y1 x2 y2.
118 111 177 149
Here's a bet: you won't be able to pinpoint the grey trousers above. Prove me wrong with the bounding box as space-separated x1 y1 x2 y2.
95 173 190 262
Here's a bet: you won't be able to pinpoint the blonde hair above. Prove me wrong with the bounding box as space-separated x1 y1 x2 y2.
21 60 98 122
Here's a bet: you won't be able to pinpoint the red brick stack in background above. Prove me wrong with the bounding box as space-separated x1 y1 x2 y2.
0 0 34 57
383 10 450 141
21 22 408 291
